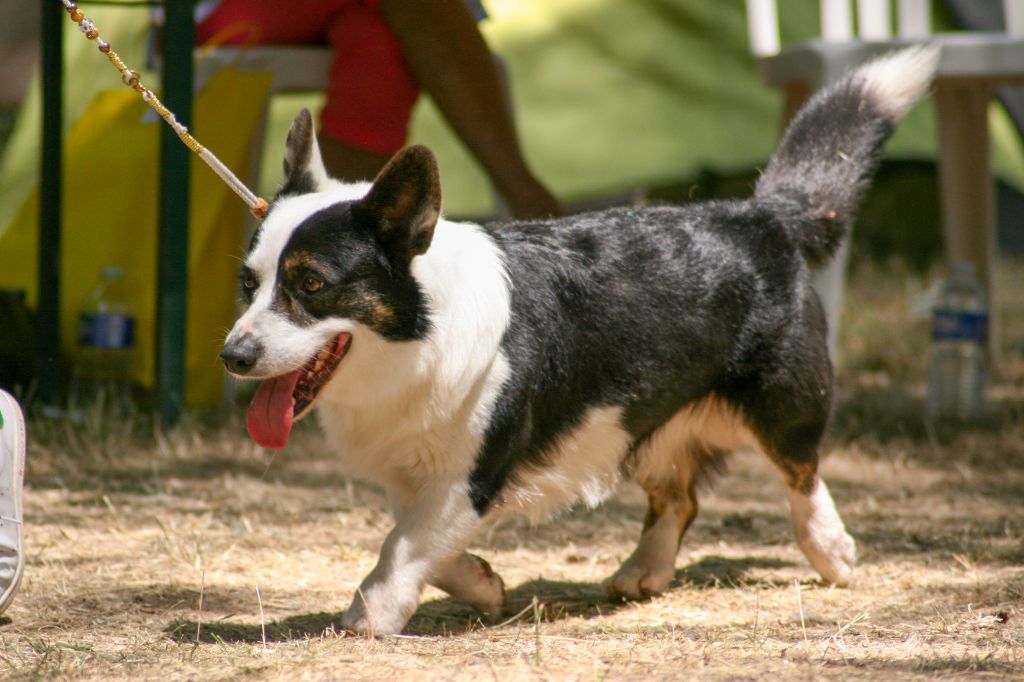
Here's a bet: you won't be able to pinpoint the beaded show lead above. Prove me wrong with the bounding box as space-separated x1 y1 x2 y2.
60 0 269 219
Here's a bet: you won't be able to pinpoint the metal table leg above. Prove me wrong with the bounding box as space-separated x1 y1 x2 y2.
38 0 64 407
154 1 194 425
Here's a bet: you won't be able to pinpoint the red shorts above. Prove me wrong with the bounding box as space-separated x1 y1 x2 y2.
196 0 419 154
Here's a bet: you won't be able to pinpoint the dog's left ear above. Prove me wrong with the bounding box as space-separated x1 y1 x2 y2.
278 108 332 197
354 145 442 261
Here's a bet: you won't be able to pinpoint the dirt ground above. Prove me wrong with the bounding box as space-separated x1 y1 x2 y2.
4 264 1023 680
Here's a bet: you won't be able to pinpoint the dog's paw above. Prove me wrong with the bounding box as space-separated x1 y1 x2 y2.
804 529 857 587
461 555 506 616
605 560 674 601
432 553 507 617
341 588 417 636
788 480 857 587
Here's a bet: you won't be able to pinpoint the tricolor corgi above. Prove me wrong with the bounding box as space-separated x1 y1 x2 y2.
221 47 938 635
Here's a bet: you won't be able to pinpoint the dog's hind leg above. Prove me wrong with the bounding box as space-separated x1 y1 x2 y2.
755 422 855 585
606 427 732 601
783 468 856 586
607 398 751 601
605 478 699 601
738 330 856 586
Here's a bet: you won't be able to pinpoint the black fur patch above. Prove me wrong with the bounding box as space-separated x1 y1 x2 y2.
351 146 442 263
755 76 895 266
460 58 918 514
465 202 829 513
274 202 432 341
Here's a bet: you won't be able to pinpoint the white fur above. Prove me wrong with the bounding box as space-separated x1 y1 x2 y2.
429 551 505 615
313 216 513 489
343 481 483 634
386 486 504 616
786 478 857 585
859 45 939 119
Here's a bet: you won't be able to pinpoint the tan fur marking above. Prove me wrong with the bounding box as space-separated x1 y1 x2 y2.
282 252 316 274
337 290 397 333
785 461 819 495
629 396 754 488
608 397 753 601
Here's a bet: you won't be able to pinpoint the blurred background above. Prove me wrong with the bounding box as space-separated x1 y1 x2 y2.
1 0 1022 411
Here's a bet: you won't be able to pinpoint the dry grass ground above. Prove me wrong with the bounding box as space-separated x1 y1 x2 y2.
4 262 1023 680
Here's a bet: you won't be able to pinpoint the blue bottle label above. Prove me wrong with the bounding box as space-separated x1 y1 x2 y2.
78 312 135 349
931 309 987 342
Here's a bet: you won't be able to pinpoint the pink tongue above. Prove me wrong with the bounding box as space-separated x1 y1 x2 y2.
247 370 303 449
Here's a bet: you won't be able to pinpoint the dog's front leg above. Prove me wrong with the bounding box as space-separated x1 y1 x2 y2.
384 485 505 617
342 481 482 635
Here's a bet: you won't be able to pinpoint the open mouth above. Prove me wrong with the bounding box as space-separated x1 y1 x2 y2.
246 332 352 449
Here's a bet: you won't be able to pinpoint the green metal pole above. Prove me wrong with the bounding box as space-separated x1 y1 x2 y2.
39 0 64 407
155 1 195 425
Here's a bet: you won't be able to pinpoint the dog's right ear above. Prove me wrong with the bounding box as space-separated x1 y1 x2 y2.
352 145 441 263
278 109 331 197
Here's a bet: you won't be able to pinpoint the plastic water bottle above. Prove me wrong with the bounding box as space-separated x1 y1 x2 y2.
69 267 136 416
926 261 987 420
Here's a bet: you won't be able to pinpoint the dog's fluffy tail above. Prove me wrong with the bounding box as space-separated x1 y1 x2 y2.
754 46 939 266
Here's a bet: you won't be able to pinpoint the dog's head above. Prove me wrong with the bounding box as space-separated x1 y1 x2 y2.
221 109 441 448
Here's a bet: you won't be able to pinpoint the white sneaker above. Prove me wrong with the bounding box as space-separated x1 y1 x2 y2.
0 390 25 615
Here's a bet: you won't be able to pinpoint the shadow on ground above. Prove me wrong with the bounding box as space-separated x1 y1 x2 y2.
673 555 795 588
164 555 795 643
822 654 1022 677
853 519 1024 565
69 583 268 621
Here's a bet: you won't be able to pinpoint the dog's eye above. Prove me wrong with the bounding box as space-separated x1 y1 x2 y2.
241 273 258 291
302 275 323 294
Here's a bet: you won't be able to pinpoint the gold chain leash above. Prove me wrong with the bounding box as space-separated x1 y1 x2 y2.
59 0 269 219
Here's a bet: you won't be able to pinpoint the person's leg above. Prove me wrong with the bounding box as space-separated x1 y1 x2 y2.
378 0 560 219
319 3 419 182
0 390 25 616
198 0 560 218
195 1 392 183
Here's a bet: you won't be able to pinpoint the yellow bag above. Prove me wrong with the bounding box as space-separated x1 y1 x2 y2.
0 68 273 407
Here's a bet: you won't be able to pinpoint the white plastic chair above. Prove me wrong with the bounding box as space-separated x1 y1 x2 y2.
746 0 1024 364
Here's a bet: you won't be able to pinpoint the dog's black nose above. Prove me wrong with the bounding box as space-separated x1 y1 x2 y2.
220 337 262 375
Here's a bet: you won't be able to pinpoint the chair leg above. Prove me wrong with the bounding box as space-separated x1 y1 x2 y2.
812 235 851 362
780 81 811 131
934 81 1000 369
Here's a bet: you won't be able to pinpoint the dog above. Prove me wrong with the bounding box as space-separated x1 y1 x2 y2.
221 47 938 635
